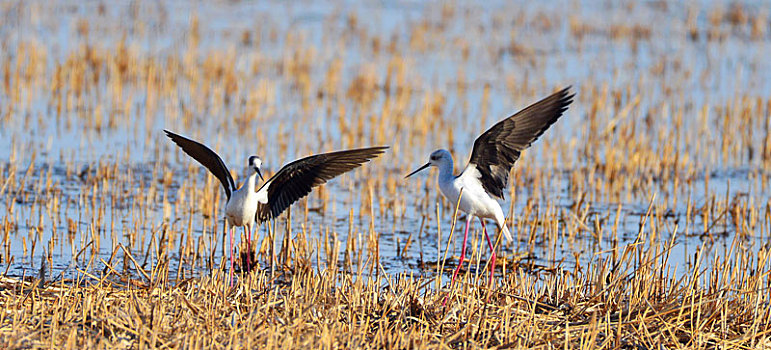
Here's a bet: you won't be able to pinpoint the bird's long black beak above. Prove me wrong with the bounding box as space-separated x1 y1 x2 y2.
405 163 430 178
256 168 264 181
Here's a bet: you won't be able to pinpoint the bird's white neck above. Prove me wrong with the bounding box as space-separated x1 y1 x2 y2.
436 158 455 183
244 170 259 191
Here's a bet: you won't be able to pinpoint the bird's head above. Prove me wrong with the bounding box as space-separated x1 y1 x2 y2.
248 156 264 181
405 149 451 178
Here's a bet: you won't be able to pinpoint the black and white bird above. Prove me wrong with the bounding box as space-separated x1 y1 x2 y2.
406 87 573 289
165 130 387 286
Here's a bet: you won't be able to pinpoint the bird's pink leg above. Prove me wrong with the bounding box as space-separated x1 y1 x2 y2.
480 219 496 286
229 225 234 288
242 226 251 273
445 216 472 306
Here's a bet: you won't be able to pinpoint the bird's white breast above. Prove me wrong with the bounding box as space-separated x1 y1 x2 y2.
439 165 502 220
224 175 260 227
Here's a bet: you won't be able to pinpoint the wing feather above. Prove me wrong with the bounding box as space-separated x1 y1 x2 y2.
467 87 574 199
164 130 236 200
255 146 388 222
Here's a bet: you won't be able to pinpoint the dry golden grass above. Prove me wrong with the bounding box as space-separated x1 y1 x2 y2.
1 225 769 349
1 0 771 348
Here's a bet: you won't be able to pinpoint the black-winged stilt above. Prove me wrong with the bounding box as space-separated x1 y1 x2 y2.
406 87 574 290
165 130 387 286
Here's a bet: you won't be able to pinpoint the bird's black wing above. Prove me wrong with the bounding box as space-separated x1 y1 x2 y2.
164 130 236 200
467 87 574 199
255 146 388 222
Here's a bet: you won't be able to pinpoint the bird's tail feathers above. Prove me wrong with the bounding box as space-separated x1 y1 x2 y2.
500 222 512 242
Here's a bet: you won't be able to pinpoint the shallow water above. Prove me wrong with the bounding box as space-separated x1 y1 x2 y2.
1 0 770 283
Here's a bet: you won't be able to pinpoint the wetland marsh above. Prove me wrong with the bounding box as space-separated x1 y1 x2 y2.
1 0 770 348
